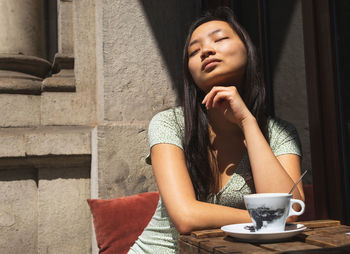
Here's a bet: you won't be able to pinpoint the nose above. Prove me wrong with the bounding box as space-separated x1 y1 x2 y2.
201 44 215 60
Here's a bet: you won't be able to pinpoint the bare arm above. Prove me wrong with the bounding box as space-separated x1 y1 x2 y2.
151 143 251 234
203 86 305 201
241 117 304 201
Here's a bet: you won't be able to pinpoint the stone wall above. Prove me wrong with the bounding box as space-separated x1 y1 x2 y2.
0 0 94 252
94 0 199 199
0 0 199 253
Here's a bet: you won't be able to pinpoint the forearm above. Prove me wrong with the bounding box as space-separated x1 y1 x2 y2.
170 199 251 234
152 144 251 234
241 116 303 200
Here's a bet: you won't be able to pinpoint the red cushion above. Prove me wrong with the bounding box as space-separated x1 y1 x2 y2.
87 192 159 254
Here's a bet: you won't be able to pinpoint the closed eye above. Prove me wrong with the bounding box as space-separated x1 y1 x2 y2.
189 49 199 57
215 37 229 42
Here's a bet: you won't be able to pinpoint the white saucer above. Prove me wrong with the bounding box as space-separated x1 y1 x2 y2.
221 223 307 243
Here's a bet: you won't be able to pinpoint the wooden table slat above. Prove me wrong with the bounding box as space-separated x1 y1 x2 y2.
178 239 211 254
305 232 350 248
275 245 350 253
216 251 276 254
191 228 225 238
179 234 209 247
215 247 274 254
259 241 321 252
293 220 341 229
302 225 350 236
293 225 350 248
199 237 273 253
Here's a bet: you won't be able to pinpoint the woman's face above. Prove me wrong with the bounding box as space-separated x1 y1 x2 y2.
187 20 247 93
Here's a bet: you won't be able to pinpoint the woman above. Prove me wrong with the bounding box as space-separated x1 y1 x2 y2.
129 7 304 254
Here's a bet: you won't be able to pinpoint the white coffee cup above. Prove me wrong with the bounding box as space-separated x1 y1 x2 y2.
243 193 305 233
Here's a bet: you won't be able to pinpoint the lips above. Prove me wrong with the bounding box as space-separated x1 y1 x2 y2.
201 58 221 71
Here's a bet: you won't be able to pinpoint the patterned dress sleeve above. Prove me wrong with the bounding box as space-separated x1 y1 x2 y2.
146 107 184 164
268 117 302 157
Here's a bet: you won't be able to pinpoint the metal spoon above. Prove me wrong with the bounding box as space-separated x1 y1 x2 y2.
289 169 308 194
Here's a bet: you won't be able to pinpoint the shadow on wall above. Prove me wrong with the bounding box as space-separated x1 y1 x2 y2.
0 155 91 185
267 0 297 74
139 0 298 105
139 1 201 104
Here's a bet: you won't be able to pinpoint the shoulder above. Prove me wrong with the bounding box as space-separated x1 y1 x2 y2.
148 106 184 149
267 117 302 156
150 106 184 125
149 107 184 133
267 117 298 137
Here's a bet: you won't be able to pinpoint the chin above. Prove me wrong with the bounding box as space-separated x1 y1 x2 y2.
194 69 244 91
201 78 241 91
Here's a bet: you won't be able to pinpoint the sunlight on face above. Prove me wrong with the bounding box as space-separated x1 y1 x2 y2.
188 20 247 93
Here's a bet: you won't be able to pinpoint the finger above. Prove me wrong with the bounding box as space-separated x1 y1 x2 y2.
205 86 228 109
212 91 232 108
202 89 210 104
203 88 218 109
202 93 210 104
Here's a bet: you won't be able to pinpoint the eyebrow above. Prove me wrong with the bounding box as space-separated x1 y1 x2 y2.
189 29 223 47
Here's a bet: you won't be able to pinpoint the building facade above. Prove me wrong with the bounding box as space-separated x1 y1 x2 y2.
0 0 348 253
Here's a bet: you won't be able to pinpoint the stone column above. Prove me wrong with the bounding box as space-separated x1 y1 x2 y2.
42 0 75 92
0 0 51 95
0 0 46 57
0 3 46 252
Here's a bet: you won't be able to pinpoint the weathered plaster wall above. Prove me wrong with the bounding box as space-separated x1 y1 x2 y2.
95 0 199 199
0 167 37 253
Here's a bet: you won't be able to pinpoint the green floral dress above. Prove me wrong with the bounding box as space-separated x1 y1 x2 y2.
128 107 302 254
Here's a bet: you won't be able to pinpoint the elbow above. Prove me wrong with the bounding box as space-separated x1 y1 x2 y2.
176 223 193 235
172 207 196 234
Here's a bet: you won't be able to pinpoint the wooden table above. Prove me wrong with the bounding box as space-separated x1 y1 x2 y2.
178 220 350 253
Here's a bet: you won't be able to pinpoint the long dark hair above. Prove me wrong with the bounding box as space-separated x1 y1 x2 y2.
182 7 267 201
